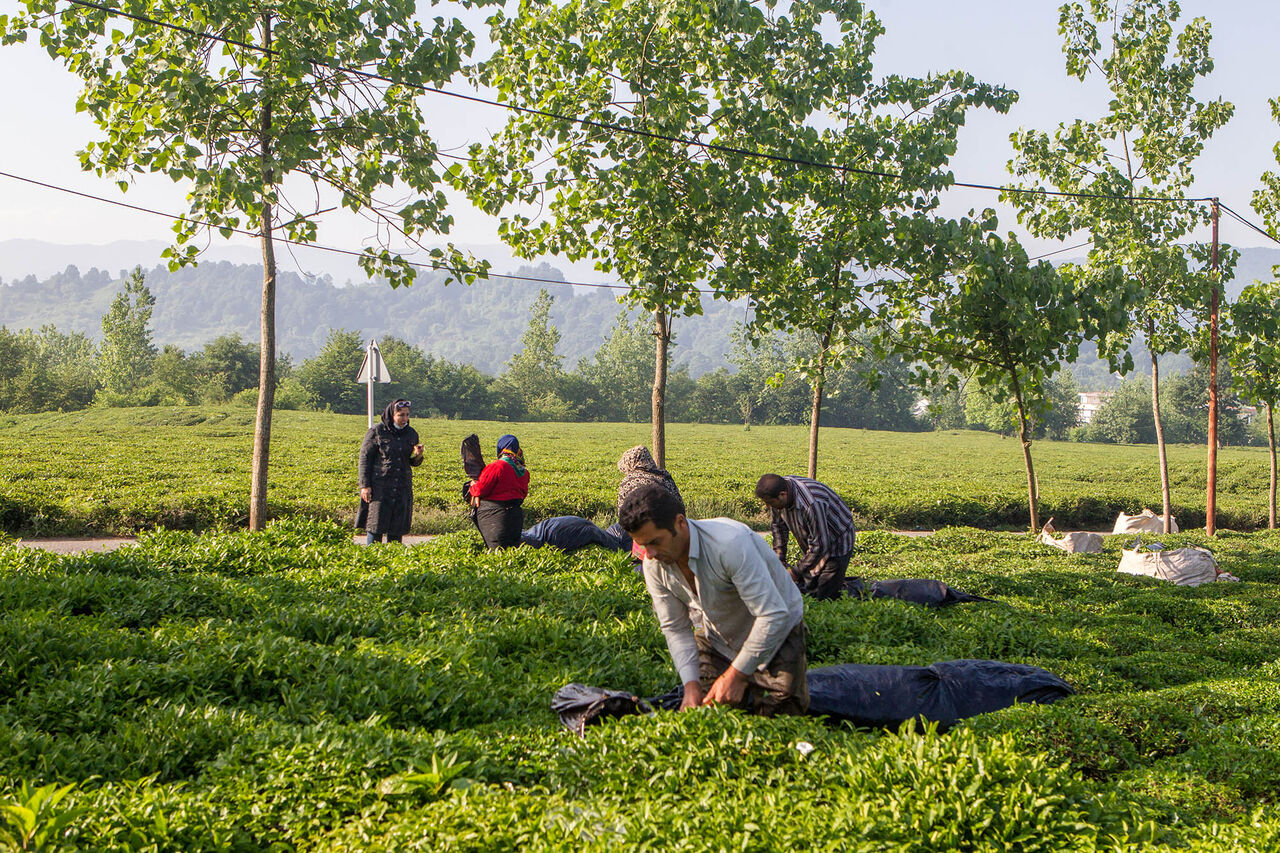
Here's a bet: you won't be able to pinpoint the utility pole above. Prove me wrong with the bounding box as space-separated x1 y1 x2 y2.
1207 198 1220 536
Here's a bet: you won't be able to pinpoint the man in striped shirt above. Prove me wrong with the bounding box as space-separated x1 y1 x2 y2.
755 474 857 601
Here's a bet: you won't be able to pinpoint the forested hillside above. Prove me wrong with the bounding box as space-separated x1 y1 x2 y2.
5 246 1279 383
0 259 747 375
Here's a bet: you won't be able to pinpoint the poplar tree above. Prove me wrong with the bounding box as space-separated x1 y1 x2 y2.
3 0 488 527
904 229 1134 531
710 0 1016 477
1006 0 1234 533
457 0 774 467
97 266 156 395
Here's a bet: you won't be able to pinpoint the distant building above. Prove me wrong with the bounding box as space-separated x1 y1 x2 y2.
1078 390 1114 424
1236 404 1259 425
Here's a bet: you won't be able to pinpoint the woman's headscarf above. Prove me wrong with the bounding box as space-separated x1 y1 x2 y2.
381 399 411 429
617 445 682 512
497 433 526 476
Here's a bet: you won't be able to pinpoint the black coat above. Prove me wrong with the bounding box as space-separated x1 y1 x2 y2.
356 409 421 536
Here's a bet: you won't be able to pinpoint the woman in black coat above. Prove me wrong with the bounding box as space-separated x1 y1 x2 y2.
356 399 423 544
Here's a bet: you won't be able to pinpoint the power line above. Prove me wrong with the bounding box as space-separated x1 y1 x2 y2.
0 169 640 293
1218 201 1280 248
55 0 1216 208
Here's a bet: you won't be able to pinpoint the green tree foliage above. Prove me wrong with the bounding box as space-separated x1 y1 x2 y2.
907 230 1130 530
192 334 261 403
294 329 365 414
713 0 1015 476
460 0 785 463
727 326 798 429
0 325 99 413
146 345 198 405
965 373 1080 440
574 312 655 423
2 0 489 528
1084 377 1156 444
96 267 156 396
1084 366 1250 448
497 289 574 421
1162 363 1248 447
1227 280 1280 526
1007 0 1235 532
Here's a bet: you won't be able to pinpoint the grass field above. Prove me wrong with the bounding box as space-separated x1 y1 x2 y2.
0 406 1275 536
1 520 1277 849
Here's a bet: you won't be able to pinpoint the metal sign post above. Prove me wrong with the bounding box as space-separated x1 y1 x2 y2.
355 339 392 428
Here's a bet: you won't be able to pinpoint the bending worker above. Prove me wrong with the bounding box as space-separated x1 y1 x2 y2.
620 483 808 716
755 473 856 601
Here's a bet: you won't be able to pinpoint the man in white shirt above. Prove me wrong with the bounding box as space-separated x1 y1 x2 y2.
620 484 809 716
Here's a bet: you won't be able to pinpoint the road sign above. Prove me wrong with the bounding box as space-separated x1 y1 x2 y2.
356 341 392 384
357 340 392 428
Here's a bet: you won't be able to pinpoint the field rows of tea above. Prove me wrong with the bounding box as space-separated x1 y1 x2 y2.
1 407 1275 536
1 520 1278 849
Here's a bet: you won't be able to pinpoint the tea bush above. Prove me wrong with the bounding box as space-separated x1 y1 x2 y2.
3 407 1279 536
0 521 1278 849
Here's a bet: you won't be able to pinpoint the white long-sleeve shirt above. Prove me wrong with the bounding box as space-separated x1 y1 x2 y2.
642 518 805 685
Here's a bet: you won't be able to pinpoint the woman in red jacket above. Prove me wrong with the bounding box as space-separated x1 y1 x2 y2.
468 433 530 549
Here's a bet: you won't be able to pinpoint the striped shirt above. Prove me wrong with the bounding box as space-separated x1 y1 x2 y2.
770 477 856 570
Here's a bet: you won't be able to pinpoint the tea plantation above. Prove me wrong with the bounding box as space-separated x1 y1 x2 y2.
2 519 1279 850
1 407 1277 535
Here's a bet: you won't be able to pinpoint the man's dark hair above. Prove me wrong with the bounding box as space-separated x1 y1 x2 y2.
755 473 788 500
619 483 686 535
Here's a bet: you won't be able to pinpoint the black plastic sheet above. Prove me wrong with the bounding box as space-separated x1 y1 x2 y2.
844 577 992 607
551 684 652 735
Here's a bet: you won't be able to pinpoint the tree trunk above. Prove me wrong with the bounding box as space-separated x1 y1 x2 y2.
1009 371 1038 532
1149 327 1173 534
249 14 276 531
807 321 834 479
1269 402 1277 530
651 305 669 469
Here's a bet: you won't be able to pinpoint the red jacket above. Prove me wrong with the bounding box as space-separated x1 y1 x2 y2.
470 458 530 502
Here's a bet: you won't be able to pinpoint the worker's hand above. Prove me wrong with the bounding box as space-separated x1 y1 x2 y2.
680 680 705 711
702 666 749 707
412 444 424 456
359 487 371 503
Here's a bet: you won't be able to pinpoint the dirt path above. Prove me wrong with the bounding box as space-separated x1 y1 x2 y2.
12 535 444 553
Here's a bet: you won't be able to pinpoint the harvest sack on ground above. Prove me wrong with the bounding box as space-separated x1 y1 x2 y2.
1113 508 1179 535
1117 544 1233 586
1039 529 1104 553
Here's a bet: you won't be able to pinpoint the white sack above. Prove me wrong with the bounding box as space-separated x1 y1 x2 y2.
1039 530 1104 554
1117 545 1217 587
1112 508 1179 535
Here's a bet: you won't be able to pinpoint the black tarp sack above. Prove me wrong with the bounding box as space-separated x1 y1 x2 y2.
461 433 485 479
806 659 1073 731
521 516 633 552
552 684 653 735
460 434 485 527
843 577 993 607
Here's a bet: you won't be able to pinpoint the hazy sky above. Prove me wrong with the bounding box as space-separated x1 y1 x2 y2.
1 0 1277 279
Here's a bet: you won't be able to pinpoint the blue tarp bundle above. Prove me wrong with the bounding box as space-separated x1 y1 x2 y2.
521 516 632 552
553 659 1072 734
805 659 1073 731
